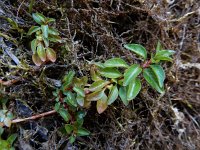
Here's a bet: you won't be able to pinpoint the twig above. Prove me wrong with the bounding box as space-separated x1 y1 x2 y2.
17 0 25 17
0 78 21 86
5 48 20 65
168 11 196 23
11 110 56 124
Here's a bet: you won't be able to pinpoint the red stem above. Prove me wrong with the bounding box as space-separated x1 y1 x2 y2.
142 60 152 68
11 110 56 124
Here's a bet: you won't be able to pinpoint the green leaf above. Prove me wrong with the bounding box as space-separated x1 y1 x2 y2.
4 117 12 127
63 71 75 85
81 76 88 86
7 134 17 145
156 41 162 52
86 89 104 101
99 68 122 78
74 120 83 129
104 58 129 68
91 62 105 68
117 78 124 86
76 110 86 120
65 124 74 134
124 44 147 59
154 50 175 62
73 86 85 97
32 13 45 25
48 35 62 43
54 102 60 111
0 127 4 135
69 135 76 143
27 26 41 35
123 64 142 86
73 77 87 88
7 18 18 28
90 66 102 81
88 80 109 92
156 50 175 56
7 112 14 120
150 65 165 88
65 92 77 107
41 25 49 38
46 18 56 23
0 140 10 149
48 27 59 35
0 97 8 105
43 37 49 47
76 95 84 106
153 56 173 62
127 78 141 101
37 42 46 62
58 109 70 122
77 128 90 136
119 87 128 106
73 76 88 88
143 68 164 93
29 0 34 13
53 89 59 96
31 39 37 53
107 85 118 105
6 112 12 120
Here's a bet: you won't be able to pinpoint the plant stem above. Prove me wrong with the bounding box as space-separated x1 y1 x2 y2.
11 110 56 124
142 60 152 68
0 78 21 86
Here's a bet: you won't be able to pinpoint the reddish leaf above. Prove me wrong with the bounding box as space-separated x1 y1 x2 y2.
83 100 91 109
96 93 108 114
46 47 56 62
86 90 104 101
37 43 46 62
32 53 43 66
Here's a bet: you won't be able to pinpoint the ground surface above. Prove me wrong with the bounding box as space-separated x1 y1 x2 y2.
0 0 199 149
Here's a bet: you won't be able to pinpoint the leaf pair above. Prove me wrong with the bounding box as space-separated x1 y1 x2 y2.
123 64 142 86
153 50 175 62
0 110 13 127
28 25 60 40
58 109 71 122
118 78 141 104
65 124 90 143
152 41 175 63
0 127 17 150
32 13 55 25
28 13 60 66
63 111 89 144
143 65 165 93
32 44 56 66
73 86 85 107
124 44 147 60
94 58 129 79
95 85 118 114
85 79 119 114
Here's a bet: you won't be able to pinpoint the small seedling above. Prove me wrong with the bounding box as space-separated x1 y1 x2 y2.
54 42 175 143
0 97 16 149
0 127 17 150
0 97 14 128
27 13 61 66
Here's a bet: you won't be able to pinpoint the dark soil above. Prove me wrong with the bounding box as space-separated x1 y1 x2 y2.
0 0 199 149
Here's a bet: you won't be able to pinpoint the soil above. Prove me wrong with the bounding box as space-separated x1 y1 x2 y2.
0 0 199 149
